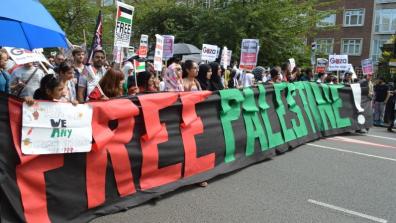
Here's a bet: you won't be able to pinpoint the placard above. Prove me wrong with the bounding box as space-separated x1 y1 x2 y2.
163 35 175 59
154 34 164 72
361 59 373 75
138 35 148 58
114 2 134 47
21 102 93 155
4 47 48 65
328 55 348 71
316 58 328 73
201 44 218 62
239 39 259 70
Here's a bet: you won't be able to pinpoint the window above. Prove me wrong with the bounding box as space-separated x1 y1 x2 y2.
375 9 396 33
371 35 391 62
315 38 334 54
317 14 336 27
344 9 364 26
341 39 363 56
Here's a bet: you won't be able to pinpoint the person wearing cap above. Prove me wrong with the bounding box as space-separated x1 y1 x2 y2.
343 72 353 85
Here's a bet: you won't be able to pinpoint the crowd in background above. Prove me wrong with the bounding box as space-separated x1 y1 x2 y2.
0 47 395 132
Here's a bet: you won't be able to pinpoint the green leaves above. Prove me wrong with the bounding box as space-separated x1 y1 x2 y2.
42 0 329 66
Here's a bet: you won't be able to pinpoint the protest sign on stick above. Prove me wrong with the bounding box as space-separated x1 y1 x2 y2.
154 34 164 72
201 44 218 62
163 35 175 60
114 2 134 48
361 59 373 75
138 35 148 58
239 39 259 71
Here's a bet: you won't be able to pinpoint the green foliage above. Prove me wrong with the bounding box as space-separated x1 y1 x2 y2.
42 0 330 66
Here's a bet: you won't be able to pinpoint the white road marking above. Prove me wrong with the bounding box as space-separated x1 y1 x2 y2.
328 136 396 149
306 143 396 162
364 134 396 142
308 199 388 223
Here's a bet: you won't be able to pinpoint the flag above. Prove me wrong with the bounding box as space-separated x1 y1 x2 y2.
117 5 133 24
87 11 103 64
134 60 146 73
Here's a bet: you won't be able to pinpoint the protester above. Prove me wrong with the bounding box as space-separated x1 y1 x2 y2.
164 63 184 91
209 62 224 91
72 48 85 85
55 62 77 103
359 74 374 100
316 72 327 83
268 68 282 84
289 66 301 82
281 62 290 82
252 66 265 83
384 88 396 132
77 49 106 103
182 60 201 91
239 70 255 88
54 53 65 69
33 74 65 101
89 68 125 100
300 68 314 81
228 69 240 89
197 63 212 91
135 71 159 93
373 77 389 126
343 72 353 85
0 49 11 94
11 62 45 97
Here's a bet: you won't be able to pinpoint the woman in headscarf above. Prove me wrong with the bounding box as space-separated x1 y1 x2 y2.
197 64 212 90
164 63 184 91
209 62 224 91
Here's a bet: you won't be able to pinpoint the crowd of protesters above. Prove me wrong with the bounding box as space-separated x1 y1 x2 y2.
0 47 395 132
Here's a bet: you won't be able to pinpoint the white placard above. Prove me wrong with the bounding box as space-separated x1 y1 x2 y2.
114 1 134 47
154 34 164 72
21 102 93 155
4 47 48 65
201 44 218 62
328 55 349 71
289 58 296 72
220 47 231 68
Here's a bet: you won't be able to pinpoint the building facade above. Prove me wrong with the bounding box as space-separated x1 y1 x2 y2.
370 0 396 63
313 0 375 68
313 0 396 69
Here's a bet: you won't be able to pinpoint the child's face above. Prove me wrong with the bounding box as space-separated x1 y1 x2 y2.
49 82 65 100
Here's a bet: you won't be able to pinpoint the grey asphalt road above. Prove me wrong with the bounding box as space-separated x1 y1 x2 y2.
92 127 396 223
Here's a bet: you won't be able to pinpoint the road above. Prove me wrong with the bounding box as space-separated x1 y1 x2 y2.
92 127 396 223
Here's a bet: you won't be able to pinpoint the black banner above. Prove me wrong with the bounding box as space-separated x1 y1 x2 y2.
0 82 372 223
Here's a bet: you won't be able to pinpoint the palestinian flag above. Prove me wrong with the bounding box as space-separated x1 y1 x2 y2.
134 60 146 73
117 5 133 24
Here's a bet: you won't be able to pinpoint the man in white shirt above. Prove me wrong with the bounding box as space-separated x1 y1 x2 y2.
77 50 106 103
11 63 45 97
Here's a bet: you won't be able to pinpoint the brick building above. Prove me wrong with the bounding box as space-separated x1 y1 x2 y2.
312 0 396 70
313 0 375 68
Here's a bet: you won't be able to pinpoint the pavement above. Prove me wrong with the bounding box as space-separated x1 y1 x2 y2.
92 127 396 223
